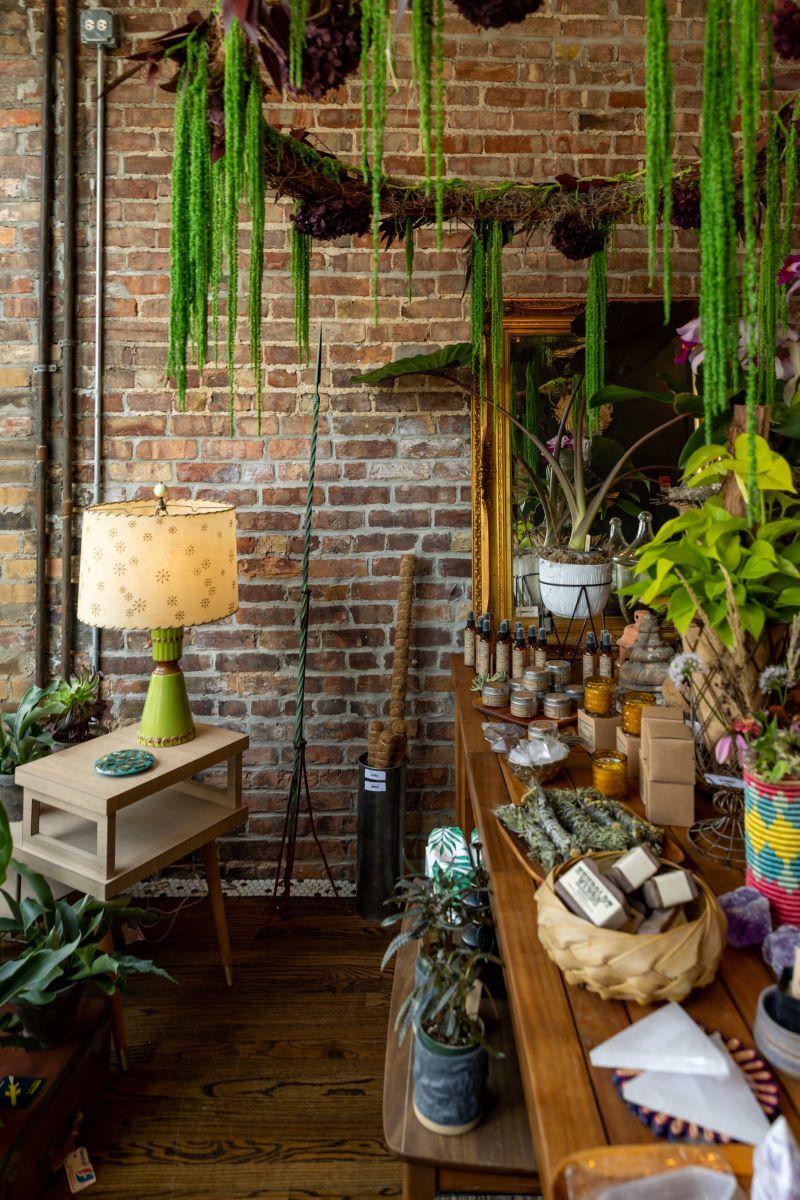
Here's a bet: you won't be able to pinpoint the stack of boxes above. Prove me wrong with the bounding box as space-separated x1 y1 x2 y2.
639 707 695 826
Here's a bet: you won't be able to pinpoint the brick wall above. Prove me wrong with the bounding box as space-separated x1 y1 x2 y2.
0 0 704 881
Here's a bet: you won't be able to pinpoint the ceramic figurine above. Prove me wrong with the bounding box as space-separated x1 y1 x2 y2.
618 611 675 691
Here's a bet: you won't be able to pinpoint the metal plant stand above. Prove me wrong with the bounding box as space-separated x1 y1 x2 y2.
688 789 747 870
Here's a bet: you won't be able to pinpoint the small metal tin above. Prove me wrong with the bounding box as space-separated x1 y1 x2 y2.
529 718 558 739
543 691 572 720
547 660 572 690
522 667 549 694
482 681 510 708
509 693 533 719
564 684 585 706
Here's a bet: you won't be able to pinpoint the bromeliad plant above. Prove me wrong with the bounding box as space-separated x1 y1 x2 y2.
0 685 62 775
44 673 105 745
0 862 175 1048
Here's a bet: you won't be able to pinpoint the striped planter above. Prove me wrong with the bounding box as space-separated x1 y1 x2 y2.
744 769 800 924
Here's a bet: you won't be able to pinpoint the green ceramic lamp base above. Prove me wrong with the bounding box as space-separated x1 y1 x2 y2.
138 628 196 748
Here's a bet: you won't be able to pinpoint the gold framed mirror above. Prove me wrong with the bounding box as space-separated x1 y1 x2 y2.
472 297 694 630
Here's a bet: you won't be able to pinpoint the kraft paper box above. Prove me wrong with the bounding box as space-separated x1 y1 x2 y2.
640 716 692 763
577 709 622 753
642 776 695 827
640 706 686 729
616 727 640 779
646 735 695 785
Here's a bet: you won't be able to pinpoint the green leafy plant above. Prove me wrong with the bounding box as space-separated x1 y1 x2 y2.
0 685 62 775
745 718 800 784
380 869 469 972
45 673 104 745
630 436 800 644
0 862 175 1046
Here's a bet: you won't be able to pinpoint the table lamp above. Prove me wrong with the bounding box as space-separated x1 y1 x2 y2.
77 486 238 747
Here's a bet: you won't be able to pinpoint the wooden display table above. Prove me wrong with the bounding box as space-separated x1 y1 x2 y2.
12 722 248 1066
383 932 538 1200
450 654 800 1199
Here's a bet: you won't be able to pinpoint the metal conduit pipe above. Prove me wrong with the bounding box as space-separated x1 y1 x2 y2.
60 0 78 677
90 44 108 674
34 0 56 688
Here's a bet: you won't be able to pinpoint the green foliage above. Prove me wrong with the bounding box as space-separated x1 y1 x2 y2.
735 0 760 521
780 98 800 331
488 219 504 420
244 66 266 432
210 156 224 365
224 18 247 430
699 0 737 440
584 244 607 434
644 0 672 317
166 50 193 407
404 219 414 301
188 35 212 373
45 673 103 745
629 438 800 644
0 685 61 774
412 0 435 192
289 0 309 91
291 219 311 366
746 718 800 784
470 225 486 393
756 110 782 508
350 342 470 384
360 0 391 319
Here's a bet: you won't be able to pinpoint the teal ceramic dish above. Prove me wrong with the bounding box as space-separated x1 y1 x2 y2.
94 749 155 777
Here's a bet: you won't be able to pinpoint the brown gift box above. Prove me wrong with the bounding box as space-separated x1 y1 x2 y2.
642 774 695 826
640 717 692 767
645 735 695 785
640 706 686 728
577 709 621 752
616 727 640 779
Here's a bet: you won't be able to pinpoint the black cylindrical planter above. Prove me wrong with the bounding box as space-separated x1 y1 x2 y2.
356 752 405 921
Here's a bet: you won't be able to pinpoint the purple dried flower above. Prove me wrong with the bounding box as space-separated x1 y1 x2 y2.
291 196 372 242
452 0 544 30
550 212 607 261
772 0 800 60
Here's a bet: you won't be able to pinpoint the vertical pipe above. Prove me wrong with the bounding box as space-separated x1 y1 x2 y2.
34 0 56 688
91 45 106 673
60 0 77 677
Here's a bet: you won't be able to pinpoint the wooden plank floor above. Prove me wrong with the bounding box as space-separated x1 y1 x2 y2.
44 898 403 1200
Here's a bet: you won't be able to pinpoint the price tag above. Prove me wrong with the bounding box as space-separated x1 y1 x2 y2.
364 780 386 793
64 1147 96 1193
364 768 386 782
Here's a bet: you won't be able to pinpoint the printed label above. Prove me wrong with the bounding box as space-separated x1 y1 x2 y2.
65 1148 96 1194
364 768 386 781
364 780 386 793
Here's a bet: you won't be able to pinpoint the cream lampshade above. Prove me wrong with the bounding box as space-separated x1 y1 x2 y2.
77 489 238 747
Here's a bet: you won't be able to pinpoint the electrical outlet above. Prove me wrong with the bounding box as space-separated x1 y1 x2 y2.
80 8 119 48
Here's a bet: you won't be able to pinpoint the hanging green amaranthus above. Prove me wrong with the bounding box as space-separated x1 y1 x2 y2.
412 0 435 188
244 66 265 433
167 48 193 408
644 0 673 320
699 0 737 441
780 97 800 330
757 115 781 425
360 0 391 319
434 0 446 245
404 219 414 301
735 0 761 518
524 358 540 478
188 36 212 374
224 18 247 427
584 242 607 433
470 224 486 394
210 155 224 366
291 217 311 367
289 0 309 92
487 218 504 422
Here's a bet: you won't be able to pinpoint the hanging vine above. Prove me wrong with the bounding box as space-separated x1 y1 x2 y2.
210 155 224 365
245 64 266 432
404 218 414 300
584 241 607 433
698 0 737 441
224 18 247 426
359 0 391 319
188 36 212 374
166 48 193 408
470 224 486 395
487 218 505 420
289 0 309 91
644 0 672 320
780 96 800 330
291 217 312 367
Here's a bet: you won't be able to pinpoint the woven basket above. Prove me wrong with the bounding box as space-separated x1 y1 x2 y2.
535 852 727 1004
507 757 565 789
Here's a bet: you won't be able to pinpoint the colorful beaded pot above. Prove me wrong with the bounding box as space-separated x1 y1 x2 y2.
744 770 800 924
612 1030 780 1143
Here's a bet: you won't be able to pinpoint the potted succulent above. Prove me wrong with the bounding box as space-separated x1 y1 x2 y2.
0 860 175 1049
0 684 62 820
45 672 105 745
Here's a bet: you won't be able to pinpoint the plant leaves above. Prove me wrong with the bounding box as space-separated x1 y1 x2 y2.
350 343 471 384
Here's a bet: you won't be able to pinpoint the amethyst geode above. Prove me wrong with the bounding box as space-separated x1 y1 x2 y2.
719 886 773 949
764 924 800 977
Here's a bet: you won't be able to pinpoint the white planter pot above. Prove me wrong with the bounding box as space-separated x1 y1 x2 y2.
538 552 612 619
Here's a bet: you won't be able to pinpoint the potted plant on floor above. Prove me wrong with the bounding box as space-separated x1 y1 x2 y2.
44 672 105 745
0 685 62 820
0 862 175 1049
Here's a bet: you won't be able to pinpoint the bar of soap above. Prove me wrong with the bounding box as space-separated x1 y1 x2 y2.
642 868 699 909
636 907 679 935
606 844 661 894
555 857 630 930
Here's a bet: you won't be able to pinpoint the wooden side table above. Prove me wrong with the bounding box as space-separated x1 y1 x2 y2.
13 722 249 1067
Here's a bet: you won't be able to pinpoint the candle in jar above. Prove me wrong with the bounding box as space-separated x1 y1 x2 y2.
584 675 614 717
621 691 656 736
592 750 628 800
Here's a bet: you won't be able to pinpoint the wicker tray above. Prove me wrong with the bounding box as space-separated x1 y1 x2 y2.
535 852 726 1004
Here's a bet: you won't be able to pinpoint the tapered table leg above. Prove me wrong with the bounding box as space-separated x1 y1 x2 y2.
200 840 234 986
402 1163 436 1200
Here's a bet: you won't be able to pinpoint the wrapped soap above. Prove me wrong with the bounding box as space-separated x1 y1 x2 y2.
555 857 630 930
642 868 699 909
606 844 661 894
752 1115 800 1200
636 906 680 935
764 925 800 978
718 886 773 949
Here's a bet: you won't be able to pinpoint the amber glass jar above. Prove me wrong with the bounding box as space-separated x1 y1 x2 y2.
584 675 614 717
592 750 628 800
621 691 656 736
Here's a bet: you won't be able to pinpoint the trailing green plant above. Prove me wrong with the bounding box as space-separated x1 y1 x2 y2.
224 18 247 427
166 42 194 408
210 155 225 365
644 0 672 317
45 673 104 745
698 0 738 440
244 64 266 431
289 0 309 91
291 218 311 366
583 242 607 434
0 863 175 1048
780 99 800 331
404 218 414 300
0 685 62 775
744 718 800 783
735 0 760 523
360 0 391 319
470 219 510 409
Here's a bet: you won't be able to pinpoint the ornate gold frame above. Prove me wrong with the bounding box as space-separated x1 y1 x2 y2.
471 298 583 621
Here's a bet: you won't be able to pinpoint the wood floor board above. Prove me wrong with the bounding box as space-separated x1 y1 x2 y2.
41 898 404 1200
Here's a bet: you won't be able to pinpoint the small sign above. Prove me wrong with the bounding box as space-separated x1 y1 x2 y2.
364 768 386 782
65 1148 97 1193
364 780 386 793
0 1075 45 1108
